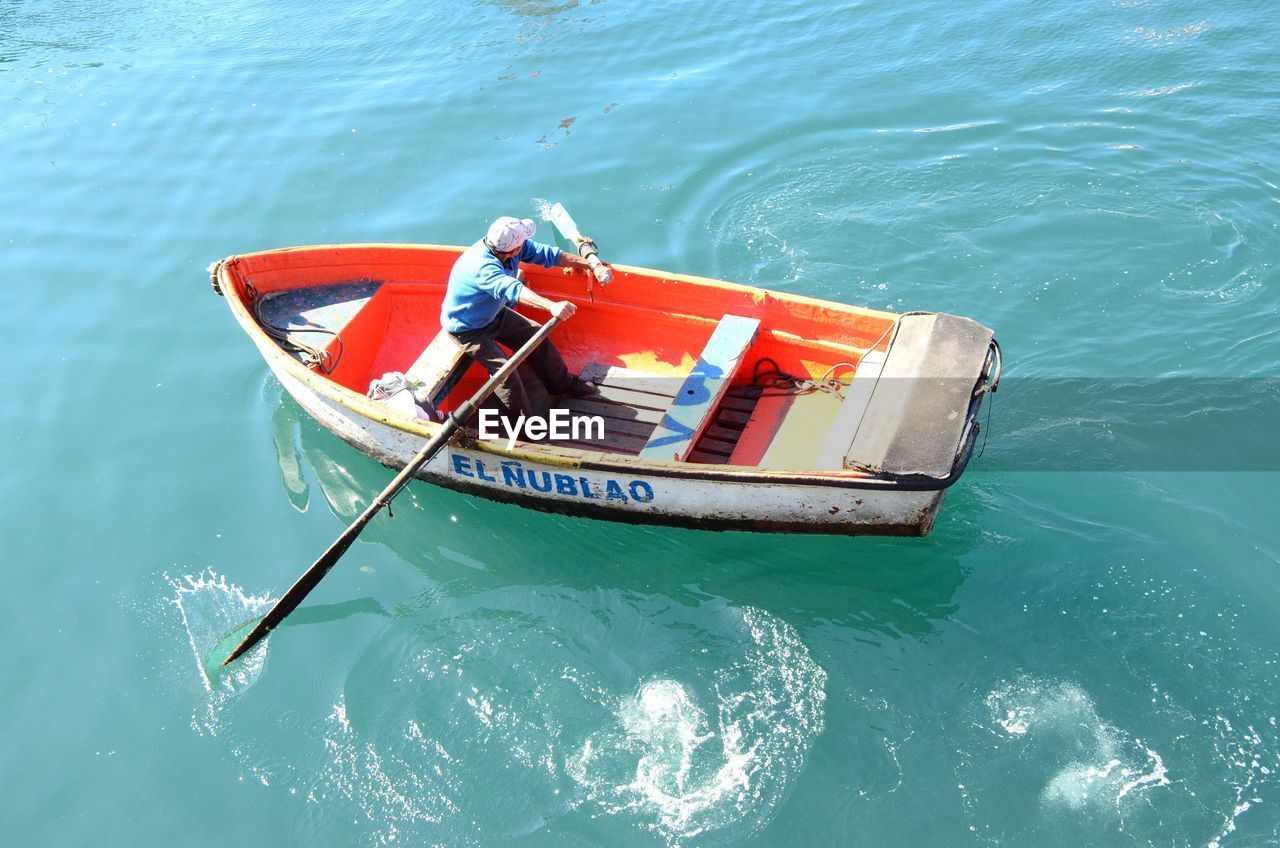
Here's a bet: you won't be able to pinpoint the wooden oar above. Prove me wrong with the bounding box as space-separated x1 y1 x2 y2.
222 314 565 666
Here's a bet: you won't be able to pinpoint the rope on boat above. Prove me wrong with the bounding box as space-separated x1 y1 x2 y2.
746 314 904 401
207 259 225 296
249 284 344 374
206 257 341 372
748 358 859 399
975 339 1002 458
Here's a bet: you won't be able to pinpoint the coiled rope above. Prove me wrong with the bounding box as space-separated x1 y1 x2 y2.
748 358 859 399
248 283 343 374
747 315 904 400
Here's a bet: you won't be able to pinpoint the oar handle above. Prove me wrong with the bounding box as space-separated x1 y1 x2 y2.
575 237 613 285
222 315 565 666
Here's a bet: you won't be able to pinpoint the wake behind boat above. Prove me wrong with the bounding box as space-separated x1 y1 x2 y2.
209 244 1000 535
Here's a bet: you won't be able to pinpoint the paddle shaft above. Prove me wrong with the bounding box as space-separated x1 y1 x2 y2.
222 315 564 666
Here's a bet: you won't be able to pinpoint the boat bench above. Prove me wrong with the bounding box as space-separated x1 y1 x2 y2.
820 312 994 476
811 348 888 469
638 314 760 462
404 328 470 409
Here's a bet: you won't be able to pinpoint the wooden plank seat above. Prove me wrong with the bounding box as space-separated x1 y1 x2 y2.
815 348 887 469
551 363 760 462
404 328 469 409
637 314 761 463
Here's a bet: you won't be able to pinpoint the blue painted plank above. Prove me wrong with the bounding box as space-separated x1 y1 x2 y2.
639 315 760 462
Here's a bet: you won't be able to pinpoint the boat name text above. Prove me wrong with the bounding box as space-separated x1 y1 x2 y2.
450 454 655 503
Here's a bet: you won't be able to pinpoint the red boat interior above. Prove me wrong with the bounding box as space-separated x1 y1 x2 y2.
224 246 899 469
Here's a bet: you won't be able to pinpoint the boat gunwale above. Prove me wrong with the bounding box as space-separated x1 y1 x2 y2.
214 245 976 492
218 242 903 324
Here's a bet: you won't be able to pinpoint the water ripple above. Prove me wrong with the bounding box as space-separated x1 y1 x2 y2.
171 584 826 846
569 608 826 845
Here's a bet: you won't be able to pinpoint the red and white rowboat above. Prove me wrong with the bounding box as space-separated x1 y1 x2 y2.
210 244 999 535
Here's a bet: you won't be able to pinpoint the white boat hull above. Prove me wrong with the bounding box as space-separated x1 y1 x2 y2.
269 360 945 536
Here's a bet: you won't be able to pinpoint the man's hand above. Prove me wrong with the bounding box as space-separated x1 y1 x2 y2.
558 253 604 275
516 287 578 319
563 258 613 286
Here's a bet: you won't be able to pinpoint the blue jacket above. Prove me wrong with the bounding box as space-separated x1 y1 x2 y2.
441 239 562 333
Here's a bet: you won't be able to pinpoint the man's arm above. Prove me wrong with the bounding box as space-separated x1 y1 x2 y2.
516 286 577 320
517 239 606 277
554 251 597 275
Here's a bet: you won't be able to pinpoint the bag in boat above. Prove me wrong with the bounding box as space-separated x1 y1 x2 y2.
367 372 441 421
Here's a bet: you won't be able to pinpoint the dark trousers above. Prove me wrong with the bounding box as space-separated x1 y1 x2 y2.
449 308 572 417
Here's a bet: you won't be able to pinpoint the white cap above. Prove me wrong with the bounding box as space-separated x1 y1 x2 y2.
485 217 536 253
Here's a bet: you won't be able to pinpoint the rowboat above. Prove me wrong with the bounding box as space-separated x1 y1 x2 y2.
209 244 1000 536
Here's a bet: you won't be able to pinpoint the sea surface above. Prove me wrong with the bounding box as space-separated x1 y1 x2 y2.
3 1 1278 845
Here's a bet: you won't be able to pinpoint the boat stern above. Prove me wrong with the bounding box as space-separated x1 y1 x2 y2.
840 312 999 485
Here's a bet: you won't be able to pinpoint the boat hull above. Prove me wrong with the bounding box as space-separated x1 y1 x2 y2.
269 359 944 536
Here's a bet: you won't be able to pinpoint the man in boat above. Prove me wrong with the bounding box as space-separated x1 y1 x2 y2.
442 216 604 417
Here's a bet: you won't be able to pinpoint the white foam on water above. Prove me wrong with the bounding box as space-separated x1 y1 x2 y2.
530 196 556 222
1204 716 1271 848
617 678 752 833
568 607 827 846
167 569 273 733
987 676 1097 737
167 591 825 846
986 676 1170 814
1126 19 1212 45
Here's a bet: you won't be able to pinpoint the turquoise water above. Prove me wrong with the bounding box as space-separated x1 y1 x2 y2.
4 0 1279 844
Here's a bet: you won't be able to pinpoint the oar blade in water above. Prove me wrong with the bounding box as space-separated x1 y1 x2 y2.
204 617 266 674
